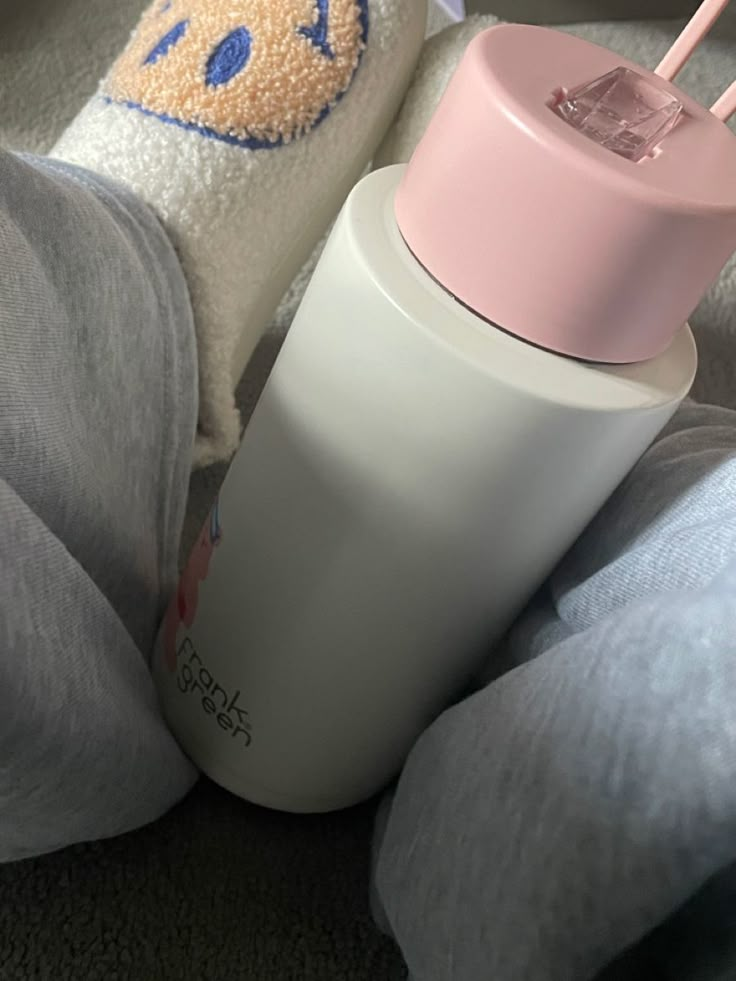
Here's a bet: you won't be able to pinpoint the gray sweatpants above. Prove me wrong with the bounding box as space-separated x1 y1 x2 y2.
373 400 736 981
0 150 198 860
3 145 736 981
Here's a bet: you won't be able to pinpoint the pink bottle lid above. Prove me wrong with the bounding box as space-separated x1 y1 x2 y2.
395 24 736 363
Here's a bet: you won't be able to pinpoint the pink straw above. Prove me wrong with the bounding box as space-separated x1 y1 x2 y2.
655 0 731 81
711 78 736 120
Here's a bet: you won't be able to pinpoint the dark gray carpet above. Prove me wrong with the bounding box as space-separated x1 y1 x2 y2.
0 779 406 980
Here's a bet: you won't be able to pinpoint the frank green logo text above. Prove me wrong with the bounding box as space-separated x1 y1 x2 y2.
175 637 252 746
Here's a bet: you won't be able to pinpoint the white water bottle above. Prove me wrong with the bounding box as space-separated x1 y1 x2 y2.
154 25 736 812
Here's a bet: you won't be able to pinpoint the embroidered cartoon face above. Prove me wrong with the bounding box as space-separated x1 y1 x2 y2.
104 0 369 148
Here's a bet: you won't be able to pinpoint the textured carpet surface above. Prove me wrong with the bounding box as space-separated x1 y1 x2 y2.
0 780 406 981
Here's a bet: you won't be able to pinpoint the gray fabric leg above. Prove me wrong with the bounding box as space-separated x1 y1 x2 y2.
0 150 198 861
373 401 736 980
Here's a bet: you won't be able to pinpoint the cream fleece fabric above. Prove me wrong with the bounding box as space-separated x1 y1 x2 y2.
52 0 427 466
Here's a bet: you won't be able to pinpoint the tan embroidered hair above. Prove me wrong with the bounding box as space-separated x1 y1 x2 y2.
105 0 367 147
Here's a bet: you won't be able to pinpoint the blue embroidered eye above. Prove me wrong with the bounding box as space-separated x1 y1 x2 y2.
143 19 188 65
158 0 172 12
205 27 252 88
299 0 334 59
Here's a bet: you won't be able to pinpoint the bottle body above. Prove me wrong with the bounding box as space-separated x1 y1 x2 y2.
154 165 696 812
